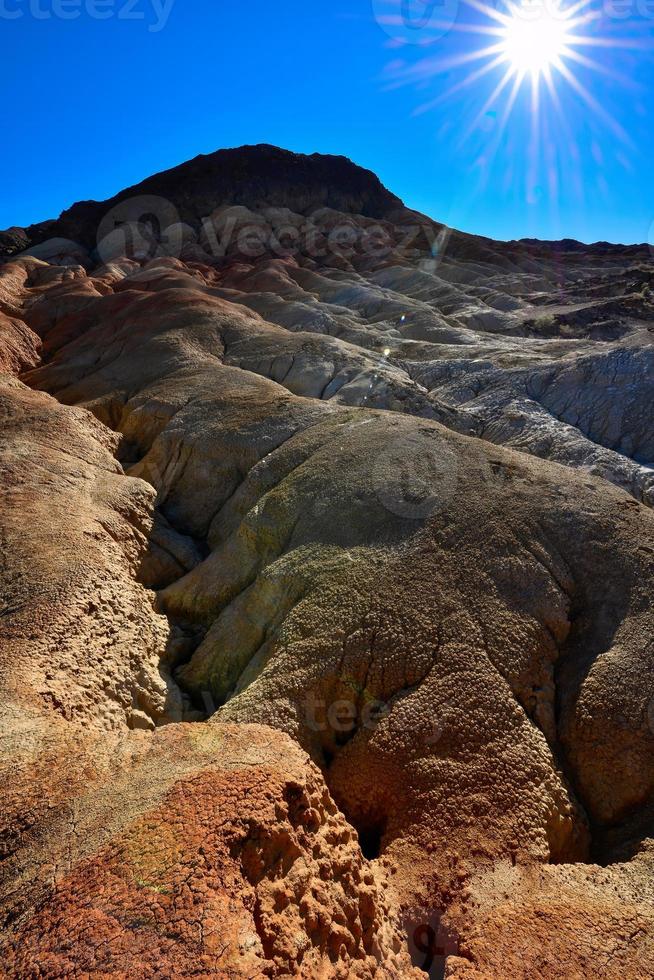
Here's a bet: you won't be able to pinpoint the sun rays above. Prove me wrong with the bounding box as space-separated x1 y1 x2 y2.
380 0 643 146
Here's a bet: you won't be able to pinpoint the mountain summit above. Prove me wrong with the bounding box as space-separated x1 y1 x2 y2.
2 145 406 256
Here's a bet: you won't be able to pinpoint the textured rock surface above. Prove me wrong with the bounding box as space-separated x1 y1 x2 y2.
0 375 177 731
1 146 654 978
2 722 417 979
0 375 416 979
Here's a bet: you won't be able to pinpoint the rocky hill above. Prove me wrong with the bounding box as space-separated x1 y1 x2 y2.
1 146 653 978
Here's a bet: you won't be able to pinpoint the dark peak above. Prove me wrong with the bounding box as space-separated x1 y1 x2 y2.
9 144 406 256
123 142 405 219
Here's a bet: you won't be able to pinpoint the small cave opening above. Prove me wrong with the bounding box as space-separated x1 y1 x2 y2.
589 802 654 867
321 758 389 860
355 816 387 861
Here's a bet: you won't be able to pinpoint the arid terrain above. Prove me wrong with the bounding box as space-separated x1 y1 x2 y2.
1 145 653 978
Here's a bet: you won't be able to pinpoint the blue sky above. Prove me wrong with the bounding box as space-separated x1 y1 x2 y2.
1 0 653 243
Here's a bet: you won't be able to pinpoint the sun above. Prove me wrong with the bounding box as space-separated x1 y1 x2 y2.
382 0 637 143
500 3 572 78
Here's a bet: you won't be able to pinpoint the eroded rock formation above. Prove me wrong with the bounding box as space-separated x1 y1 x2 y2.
1 146 653 978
